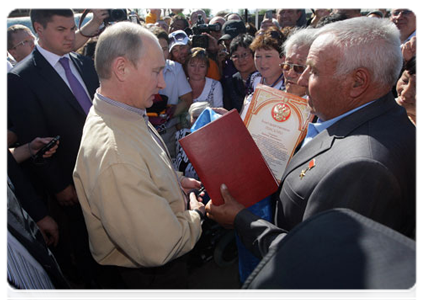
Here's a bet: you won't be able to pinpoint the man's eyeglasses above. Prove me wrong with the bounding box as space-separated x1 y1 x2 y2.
12 38 34 50
231 52 252 60
279 63 306 74
391 10 413 16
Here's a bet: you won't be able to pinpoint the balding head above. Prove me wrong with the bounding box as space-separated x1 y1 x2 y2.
95 22 158 80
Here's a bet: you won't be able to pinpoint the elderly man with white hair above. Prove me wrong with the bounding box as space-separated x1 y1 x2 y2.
280 27 318 97
206 17 416 285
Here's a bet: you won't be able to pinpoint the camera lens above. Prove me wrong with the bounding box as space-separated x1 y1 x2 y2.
211 23 221 32
111 9 125 20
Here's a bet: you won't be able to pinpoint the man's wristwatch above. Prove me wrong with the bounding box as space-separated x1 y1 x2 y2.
193 209 205 221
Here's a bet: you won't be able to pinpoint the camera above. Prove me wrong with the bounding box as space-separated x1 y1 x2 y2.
105 9 128 23
191 15 221 48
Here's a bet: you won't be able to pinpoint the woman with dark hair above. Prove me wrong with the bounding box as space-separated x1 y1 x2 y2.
240 27 286 119
221 34 257 112
396 56 416 125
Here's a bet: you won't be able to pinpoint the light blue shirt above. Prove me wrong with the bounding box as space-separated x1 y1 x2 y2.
302 101 375 147
403 30 416 45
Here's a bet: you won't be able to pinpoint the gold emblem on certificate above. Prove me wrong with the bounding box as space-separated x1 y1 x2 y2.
272 103 291 122
243 84 314 182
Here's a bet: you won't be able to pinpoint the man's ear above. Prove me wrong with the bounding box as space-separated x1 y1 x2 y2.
112 57 128 82
350 68 370 98
33 22 43 36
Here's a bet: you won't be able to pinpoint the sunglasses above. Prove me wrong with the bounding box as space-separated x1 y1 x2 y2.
280 63 306 74
12 38 35 49
391 10 413 16
191 48 207 56
169 32 188 43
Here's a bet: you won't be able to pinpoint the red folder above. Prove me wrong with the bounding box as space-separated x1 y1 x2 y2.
179 109 279 207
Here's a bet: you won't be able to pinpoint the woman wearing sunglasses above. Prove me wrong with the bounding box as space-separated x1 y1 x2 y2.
280 27 318 98
240 27 286 120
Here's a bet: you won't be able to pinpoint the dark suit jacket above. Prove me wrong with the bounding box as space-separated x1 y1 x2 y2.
8 48 99 194
243 208 416 289
235 92 416 258
221 71 253 112
7 150 48 222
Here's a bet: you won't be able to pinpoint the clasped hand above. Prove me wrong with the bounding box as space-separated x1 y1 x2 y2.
205 184 245 229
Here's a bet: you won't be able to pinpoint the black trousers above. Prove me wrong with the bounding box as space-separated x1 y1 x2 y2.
116 255 189 289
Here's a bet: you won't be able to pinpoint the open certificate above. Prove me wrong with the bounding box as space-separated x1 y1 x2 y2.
243 84 314 182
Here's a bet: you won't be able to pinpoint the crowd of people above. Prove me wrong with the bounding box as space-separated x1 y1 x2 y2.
7 8 416 290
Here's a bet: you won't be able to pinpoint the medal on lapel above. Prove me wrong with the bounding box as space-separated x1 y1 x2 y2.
299 159 316 179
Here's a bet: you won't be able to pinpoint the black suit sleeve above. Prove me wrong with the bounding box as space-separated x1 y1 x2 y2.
8 72 70 194
7 150 48 223
234 209 288 259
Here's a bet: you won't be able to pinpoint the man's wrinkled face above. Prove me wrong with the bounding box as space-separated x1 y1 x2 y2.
298 34 349 121
127 38 166 109
390 9 416 41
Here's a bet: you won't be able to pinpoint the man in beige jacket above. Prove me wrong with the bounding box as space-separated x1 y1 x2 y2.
73 22 205 289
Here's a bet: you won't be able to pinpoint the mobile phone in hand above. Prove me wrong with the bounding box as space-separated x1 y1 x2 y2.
33 135 60 160
265 10 273 19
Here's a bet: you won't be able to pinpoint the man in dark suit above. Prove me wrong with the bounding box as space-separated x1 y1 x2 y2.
8 9 101 287
243 209 415 289
206 17 415 266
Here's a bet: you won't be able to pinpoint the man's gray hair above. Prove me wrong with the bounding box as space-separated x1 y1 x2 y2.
95 22 155 80
283 27 318 56
7 24 34 50
316 17 402 88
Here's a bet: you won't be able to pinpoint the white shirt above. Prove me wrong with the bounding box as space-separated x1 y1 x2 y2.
36 45 91 99
403 30 416 45
7 60 13 72
159 60 192 128
11 51 32 69
160 59 192 105
193 77 223 107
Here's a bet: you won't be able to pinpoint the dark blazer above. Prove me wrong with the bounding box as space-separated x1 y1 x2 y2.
221 71 253 112
243 208 416 289
8 48 99 194
235 92 416 258
7 150 48 222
